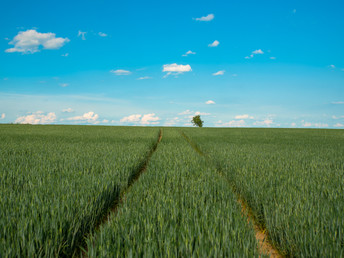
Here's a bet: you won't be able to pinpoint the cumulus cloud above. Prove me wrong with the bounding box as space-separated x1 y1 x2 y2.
253 118 274 127
120 113 160 125
301 120 328 128
5 29 69 54
98 32 107 37
78 30 86 40
235 114 254 119
61 53 69 57
1 113 5 119
141 113 160 125
245 49 264 59
194 14 214 21
205 100 215 105
329 64 336 69
291 122 297 127
216 120 246 127
137 76 151 80
165 117 179 126
120 114 142 123
182 50 196 57
332 101 344 104
62 108 74 113
67 111 99 124
194 111 210 116
163 63 192 77
178 110 194 115
208 40 220 47
59 83 69 87
15 111 56 124
110 69 131 75
252 49 264 54
212 70 225 76
270 57 276 60
178 110 210 118
334 123 344 127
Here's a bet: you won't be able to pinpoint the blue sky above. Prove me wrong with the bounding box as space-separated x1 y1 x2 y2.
0 0 343 128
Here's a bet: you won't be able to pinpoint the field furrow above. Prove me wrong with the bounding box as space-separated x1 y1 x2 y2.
0 125 159 257
86 129 260 257
183 127 344 257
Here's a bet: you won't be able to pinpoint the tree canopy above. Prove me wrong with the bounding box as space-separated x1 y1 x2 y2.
191 115 204 127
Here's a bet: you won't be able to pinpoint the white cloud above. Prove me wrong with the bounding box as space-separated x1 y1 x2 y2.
67 111 99 124
208 40 219 47
194 111 210 116
314 123 328 128
59 83 69 87
235 114 254 119
178 110 210 117
141 113 160 125
212 70 225 76
332 115 344 119
332 101 344 104
217 120 246 127
98 32 107 37
245 49 264 59
329 64 336 69
120 114 141 123
164 117 179 126
5 29 69 54
137 76 152 80
291 122 297 127
110 69 131 75
120 113 160 125
163 63 192 77
254 118 274 127
194 14 214 21
301 120 328 128
232 74 238 77
182 50 196 57
270 57 276 60
15 111 57 124
1 113 5 119
252 49 264 54
78 30 86 40
205 100 215 105
178 110 193 115
302 121 312 127
61 53 69 57
102 119 109 123
334 123 344 127
62 108 74 113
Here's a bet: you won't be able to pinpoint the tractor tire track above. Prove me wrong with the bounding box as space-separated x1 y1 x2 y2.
76 129 163 257
180 131 282 258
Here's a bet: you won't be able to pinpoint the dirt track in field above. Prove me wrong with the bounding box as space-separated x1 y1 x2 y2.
180 131 282 258
79 129 163 257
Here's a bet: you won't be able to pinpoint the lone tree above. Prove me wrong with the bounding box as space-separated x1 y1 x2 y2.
191 115 204 127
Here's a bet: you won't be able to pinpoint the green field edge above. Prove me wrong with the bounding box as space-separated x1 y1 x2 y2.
75 129 163 257
180 130 284 257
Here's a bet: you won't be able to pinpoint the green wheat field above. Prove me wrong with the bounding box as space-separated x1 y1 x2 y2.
0 124 343 257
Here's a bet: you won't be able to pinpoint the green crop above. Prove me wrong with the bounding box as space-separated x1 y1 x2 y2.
86 128 259 257
183 127 344 257
0 124 159 257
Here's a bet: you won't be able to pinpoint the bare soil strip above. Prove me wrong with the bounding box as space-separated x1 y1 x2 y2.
77 129 163 257
180 131 282 258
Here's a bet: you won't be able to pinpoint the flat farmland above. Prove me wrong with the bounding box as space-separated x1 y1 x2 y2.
0 125 343 257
